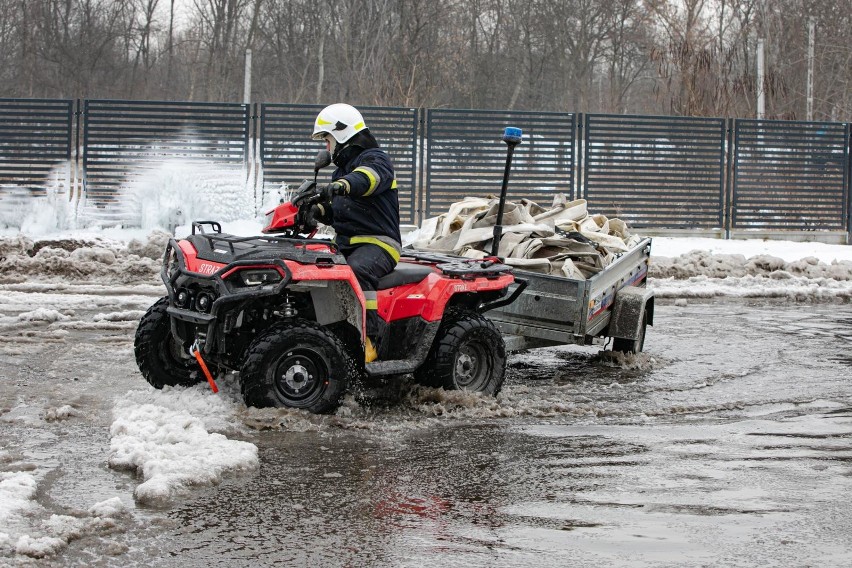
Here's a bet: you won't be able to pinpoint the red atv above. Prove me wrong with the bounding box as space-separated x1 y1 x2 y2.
134 150 522 414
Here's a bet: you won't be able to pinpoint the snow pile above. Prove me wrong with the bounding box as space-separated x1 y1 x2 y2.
0 231 169 285
0 471 38 526
16 308 70 323
649 243 852 299
43 405 79 422
10 498 129 559
1 460 128 560
109 387 258 505
651 251 852 281
407 195 641 279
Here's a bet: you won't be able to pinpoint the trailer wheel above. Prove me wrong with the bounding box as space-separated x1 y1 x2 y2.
415 309 506 396
135 297 204 388
612 309 647 354
240 320 351 414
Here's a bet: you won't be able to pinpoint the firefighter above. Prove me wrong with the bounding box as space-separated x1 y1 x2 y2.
310 103 401 363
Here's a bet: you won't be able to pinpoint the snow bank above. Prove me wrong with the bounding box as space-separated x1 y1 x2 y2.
2 229 851 300
109 387 259 505
0 231 168 285
650 250 852 281
647 242 852 299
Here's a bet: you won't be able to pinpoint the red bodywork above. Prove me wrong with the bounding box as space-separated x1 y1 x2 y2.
377 267 514 323
177 239 513 338
262 202 300 234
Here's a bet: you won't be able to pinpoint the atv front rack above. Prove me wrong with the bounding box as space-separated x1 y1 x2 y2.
190 220 340 260
186 234 343 266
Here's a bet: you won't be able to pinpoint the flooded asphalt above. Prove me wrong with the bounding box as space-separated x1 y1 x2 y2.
1 295 851 567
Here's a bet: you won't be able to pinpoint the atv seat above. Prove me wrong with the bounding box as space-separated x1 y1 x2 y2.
377 262 435 290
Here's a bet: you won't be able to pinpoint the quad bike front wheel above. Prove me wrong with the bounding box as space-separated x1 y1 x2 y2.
239 319 353 414
135 297 204 389
414 309 507 396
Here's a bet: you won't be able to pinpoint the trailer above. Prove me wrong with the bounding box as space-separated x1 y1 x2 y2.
488 238 654 354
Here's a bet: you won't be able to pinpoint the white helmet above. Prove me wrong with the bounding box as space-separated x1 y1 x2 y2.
311 103 367 144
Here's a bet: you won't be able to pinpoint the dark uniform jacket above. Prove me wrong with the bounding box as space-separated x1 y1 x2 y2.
321 136 402 263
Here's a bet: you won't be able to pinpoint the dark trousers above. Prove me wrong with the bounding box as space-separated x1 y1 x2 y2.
338 243 396 337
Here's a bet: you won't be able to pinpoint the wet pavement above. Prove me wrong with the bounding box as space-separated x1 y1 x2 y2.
1 293 851 567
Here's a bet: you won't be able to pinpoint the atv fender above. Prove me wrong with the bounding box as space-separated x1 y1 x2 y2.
304 280 364 338
608 286 654 341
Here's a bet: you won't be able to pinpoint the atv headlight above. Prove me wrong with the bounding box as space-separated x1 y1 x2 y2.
239 269 282 286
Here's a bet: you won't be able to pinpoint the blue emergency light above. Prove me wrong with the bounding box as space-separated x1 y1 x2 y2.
502 127 523 145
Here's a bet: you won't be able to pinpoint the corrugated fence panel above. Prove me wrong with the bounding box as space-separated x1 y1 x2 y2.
260 104 418 224
584 114 726 229
732 120 849 231
424 109 575 219
83 100 249 207
0 98 72 196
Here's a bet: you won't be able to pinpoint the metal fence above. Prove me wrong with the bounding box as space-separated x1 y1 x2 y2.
1 97 851 239
423 109 576 218
0 99 73 196
259 104 419 223
732 119 849 231
583 114 726 229
82 100 250 209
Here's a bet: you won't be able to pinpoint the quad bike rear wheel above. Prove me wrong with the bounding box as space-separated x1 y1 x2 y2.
240 319 353 414
135 297 204 388
414 309 506 396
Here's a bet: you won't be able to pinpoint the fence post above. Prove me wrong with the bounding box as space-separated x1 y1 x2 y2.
421 108 431 221
411 107 426 228
72 99 81 205
574 113 582 202
724 118 735 239
846 122 851 243
81 99 89 205
249 102 258 214
581 113 589 202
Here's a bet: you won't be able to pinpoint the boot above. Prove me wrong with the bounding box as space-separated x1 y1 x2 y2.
365 337 378 363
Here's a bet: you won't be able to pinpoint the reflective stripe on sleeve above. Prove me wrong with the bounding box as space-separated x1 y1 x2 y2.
353 166 380 196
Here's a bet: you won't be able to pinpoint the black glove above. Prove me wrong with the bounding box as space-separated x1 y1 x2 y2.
307 203 331 226
319 181 346 201
304 205 319 230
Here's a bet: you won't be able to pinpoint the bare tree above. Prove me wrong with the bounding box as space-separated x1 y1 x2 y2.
0 0 847 120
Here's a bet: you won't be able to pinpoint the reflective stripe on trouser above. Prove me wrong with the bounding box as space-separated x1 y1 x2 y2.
338 242 396 337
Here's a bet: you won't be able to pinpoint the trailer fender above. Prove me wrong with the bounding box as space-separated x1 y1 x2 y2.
609 287 654 340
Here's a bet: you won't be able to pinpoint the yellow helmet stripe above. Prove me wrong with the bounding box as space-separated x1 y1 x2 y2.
316 117 333 126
